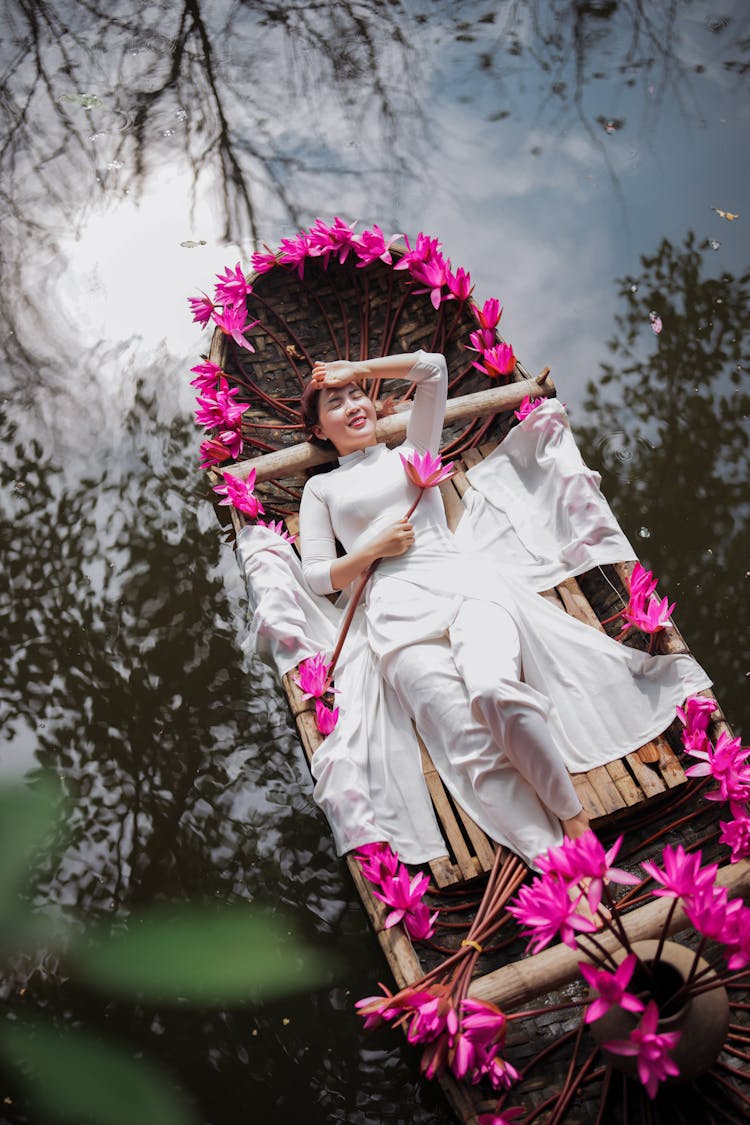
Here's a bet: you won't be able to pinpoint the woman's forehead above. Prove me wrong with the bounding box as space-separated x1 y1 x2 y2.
320 382 364 404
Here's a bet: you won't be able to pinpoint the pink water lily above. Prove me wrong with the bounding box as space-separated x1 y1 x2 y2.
189 360 224 391
212 469 264 519
256 518 296 544
475 298 503 331
199 431 242 468
720 810 750 863
621 592 675 635
684 730 750 804
354 841 400 885
514 395 544 421
294 652 333 700
579 954 645 1024
683 883 736 943
314 699 339 736
446 266 473 301
352 223 398 267
251 247 279 274
507 874 598 953
394 231 444 277
213 261 252 306
211 303 258 351
278 232 312 278
472 342 516 379
641 843 718 900
720 901 750 969
605 1000 680 1098
486 1055 521 1091
194 378 250 429
354 984 401 1031
461 998 507 1046
403 900 439 941
536 831 639 914
676 694 717 733
373 867 431 929
187 293 216 326
469 326 497 354
478 1109 524 1125
308 216 357 266
400 449 455 489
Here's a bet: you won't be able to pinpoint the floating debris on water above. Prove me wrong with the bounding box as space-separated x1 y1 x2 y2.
712 207 740 221
709 239 721 250
180 239 207 248
638 527 651 539
649 310 663 334
63 92 104 109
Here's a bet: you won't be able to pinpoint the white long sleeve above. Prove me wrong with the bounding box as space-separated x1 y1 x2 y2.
299 351 448 596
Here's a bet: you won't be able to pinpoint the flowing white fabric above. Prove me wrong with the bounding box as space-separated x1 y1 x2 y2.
237 353 711 866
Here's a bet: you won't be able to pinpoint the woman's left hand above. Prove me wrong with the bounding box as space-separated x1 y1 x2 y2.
311 359 363 387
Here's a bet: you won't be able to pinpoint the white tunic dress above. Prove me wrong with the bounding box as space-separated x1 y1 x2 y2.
294 352 712 865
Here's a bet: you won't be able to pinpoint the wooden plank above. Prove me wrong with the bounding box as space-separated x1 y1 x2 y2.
419 742 480 881
605 757 644 806
652 735 687 789
538 587 567 612
554 577 604 631
282 669 313 718
462 447 484 470
439 478 465 532
636 741 661 764
450 466 472 498
626 749 667 797
452 799 496 872
572 774 607 819
429 854 461 888
586 765 628 815
295 709 321 763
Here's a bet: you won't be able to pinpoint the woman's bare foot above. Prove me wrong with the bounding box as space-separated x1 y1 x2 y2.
561 809 591 840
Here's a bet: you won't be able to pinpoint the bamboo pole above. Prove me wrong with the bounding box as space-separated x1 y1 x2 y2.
222 370 554 484
468 859 750 1011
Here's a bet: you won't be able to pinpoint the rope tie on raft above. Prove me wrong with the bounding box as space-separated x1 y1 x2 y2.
460 939 484 953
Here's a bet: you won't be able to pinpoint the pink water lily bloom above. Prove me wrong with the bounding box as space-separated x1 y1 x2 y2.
404 901 439 941
446 266 473 301
641 843 718 900
472 343 516 379
212 469 264 520
394 231 444 275
194 378 249 429
507 875 598 953
353 224 398 267
403 985 458 1045
314 699 339 736
468 327 497 354
400 450 456 489
211 303 258 351
684 883 734 942
354 841 400 885
214 261 252 306
251 247 279 274
256 518 297 544
536 831 639 914
411 254 451 309
308 216 357 266
189 360 224 391
514 395 544 421
720 901 750 969
478 1109 525 1125
278 232 312 278
373 866 431 929
486 1054 520 1091
188 293 216 326
628 561 659 602
475 298 503 331
294 652 333 700
579 954 645 1024
622 592 675 634
354 984 401 1031
461 999 507 1046
199 431 242 468
676 694 717 732
720 811 750 863
605 1001 680 1099
684 730 750 804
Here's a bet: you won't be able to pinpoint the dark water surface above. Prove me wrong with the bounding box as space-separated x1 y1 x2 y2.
1 2 748 1122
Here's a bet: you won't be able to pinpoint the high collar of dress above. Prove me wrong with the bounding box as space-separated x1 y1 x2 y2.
337 442 387 467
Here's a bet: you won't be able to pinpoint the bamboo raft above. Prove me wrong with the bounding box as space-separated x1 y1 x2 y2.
201 241 747 1122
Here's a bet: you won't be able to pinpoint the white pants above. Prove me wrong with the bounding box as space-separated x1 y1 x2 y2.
384 599 583 865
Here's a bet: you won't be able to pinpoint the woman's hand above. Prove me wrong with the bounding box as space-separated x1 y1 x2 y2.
311 359 364 387
369 518 415 559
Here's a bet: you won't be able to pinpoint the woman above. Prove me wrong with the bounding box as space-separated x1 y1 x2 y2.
297 350 711 866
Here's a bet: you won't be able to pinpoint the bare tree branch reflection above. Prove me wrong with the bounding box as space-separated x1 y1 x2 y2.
575 233 750 727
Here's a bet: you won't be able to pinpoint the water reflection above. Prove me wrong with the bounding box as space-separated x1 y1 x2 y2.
0 0 748 1121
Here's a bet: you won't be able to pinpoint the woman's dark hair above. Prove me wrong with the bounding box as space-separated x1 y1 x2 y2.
299 380 330 448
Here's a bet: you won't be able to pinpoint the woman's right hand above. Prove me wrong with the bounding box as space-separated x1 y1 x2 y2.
370 518 415 559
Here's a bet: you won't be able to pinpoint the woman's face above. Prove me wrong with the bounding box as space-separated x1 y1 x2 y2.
312 383 378 455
